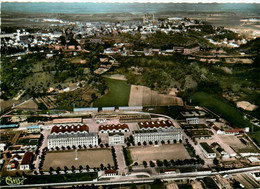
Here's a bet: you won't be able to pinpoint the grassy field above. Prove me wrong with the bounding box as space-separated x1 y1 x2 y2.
94 78 130 107
43 149 114 171
248 132 260 146
18 138 39 145
130 144 190 163
190 92 257 130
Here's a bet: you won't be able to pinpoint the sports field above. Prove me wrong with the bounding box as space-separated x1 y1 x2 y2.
130 144 190 163
43 149 114 171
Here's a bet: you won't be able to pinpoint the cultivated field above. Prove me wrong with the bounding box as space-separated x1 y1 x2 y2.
43 149 114 171
128 85 183 106
219 135 259 153
130 144 190 163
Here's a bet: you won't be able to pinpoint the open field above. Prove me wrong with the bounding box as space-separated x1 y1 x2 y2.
128 85 183 107
248 132 260 146
190 92 257 131
130 144 190 163
43 149 114 171
94 78 130 107
219 135 259 153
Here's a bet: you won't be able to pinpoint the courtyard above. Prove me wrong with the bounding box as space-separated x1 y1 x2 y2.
130 144 191 164
42 148 114 171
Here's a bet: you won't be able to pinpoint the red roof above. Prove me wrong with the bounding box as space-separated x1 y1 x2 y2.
21 152 33 165
99 124 129 131
105 169 117 174
225 129 244 133
138 120 174 129
51 124 89 134
213 126 220 131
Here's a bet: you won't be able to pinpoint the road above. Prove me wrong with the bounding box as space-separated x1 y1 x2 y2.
1 166 260 188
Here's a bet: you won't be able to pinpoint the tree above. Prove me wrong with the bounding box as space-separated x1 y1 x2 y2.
174 139 177 144
71 165 76 173
138 142 141 146
213 157 219 166
143 141 147 146
86 165 90 171
163 159 169 167
143 161 148 168
161 140 165 144
134 162 139 166
156 160 163 167
79 165 83 172
150 161 155 167
149 141 153 145
179 139 182 143
56 166 61 174
64 166 68 173
49 167 54 174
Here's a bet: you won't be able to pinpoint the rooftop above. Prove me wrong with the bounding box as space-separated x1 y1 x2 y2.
21 152 33 165
199 142 215 154
99 124 129 131
138 120 174 129
51 124 89 134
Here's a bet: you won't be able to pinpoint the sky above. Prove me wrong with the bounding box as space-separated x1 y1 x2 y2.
1 0 259 3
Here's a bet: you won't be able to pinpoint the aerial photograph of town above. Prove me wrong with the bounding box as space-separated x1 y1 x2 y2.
0 0 259 188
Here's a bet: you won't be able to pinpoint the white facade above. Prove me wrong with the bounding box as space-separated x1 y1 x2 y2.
47 133 98 149
27 126 41 134
186 118 199 124
108 133 125 145
0 143 6 151
20 164 30 170
134 128 182 144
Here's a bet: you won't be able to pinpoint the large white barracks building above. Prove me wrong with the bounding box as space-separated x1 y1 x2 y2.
47 124 98 149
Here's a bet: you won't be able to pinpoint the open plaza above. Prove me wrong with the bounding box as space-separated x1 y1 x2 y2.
42 148 114 171
130 144 191 164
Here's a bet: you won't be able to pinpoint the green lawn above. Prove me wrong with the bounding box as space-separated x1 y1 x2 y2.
248 132 260 146
94 78 131 107
23 172 98 184
18 138 39 146
190 92 257 131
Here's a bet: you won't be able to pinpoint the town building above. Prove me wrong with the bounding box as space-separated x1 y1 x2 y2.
52 118 82 124
183 44 200 55
118 106 143 111
47 133 98 149
104 169 118 177
0 143 6 151
26 125 41 134
73 107 98 113
20 152 34 170
99 124 130 133
102 107 115 112
186 118 199 124
137 120 175 130
7 160 19 171
133 128 182 144
47 124 98 148
108 133 125 145
199 142 216 159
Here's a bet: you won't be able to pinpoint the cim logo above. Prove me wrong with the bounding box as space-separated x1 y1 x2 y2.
5 176 26 186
